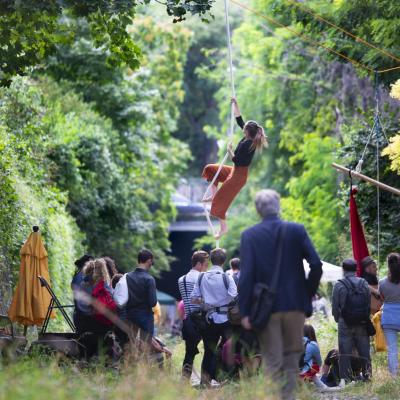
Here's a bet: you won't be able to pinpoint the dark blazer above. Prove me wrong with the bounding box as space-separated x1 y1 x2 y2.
238 215 323 318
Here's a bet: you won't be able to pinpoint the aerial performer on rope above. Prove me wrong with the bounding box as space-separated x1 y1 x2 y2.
201 97 267 239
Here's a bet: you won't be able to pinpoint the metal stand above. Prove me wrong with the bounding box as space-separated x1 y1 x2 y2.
38 276 76 334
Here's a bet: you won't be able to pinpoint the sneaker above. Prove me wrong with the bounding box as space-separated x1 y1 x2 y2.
210 379 221 388
339 379 356 388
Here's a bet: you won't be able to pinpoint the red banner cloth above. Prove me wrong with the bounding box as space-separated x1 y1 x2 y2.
350 187 370 276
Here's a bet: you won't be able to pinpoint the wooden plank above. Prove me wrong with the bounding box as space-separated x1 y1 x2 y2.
332 162 400 196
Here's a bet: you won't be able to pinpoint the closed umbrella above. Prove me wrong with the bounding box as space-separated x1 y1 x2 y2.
8 227 54 326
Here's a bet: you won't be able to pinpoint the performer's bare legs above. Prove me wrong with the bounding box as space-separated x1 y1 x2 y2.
215 219 228 239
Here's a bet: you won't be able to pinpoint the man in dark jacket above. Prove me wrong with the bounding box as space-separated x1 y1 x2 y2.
332 258 371 383
239 189 322 400
114 249 157 338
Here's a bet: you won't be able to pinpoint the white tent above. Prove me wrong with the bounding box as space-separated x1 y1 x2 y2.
303 260 342 283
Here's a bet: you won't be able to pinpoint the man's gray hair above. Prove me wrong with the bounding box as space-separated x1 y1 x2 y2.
255 189 281 218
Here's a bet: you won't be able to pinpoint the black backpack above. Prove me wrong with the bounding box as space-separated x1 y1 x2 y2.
339 277 370 325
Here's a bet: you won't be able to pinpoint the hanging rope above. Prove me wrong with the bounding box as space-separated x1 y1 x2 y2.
202 0 236 245
374 72 381 264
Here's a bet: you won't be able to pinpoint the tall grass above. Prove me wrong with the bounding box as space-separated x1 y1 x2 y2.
1 317 399 400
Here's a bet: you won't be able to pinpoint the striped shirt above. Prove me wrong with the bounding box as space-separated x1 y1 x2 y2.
178 269 201 318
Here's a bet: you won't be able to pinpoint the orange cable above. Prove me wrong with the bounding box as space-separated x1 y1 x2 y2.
377 65 400 73
285 0 400 64
230 0 375 73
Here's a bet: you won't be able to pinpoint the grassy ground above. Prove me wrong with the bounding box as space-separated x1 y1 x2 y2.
0 316 399 400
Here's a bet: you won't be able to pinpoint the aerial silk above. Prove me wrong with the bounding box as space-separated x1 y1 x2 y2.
349 187 370 277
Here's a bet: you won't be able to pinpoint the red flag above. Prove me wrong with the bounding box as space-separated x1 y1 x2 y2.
350 187 369 276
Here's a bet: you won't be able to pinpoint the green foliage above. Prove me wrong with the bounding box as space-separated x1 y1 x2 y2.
283 134 339 260
42 16 191 272
283 0 400 85
0 78 83 319
0 0 215 86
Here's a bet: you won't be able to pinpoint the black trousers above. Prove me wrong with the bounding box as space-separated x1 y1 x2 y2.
201 321 230 382
74 312 112 359
338 321 371 382
182 317 201 377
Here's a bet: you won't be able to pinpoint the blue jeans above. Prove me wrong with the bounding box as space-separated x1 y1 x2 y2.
383 328 400 376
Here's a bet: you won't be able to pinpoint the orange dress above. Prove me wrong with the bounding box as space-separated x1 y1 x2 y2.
202 164 249 220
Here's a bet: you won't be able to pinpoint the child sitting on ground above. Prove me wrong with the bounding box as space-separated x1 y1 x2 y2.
300 324 341 392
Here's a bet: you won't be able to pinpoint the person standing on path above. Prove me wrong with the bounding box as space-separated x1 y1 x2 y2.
113 249 157 341
332 258 372 383
361 256 382 315
178 250 209 379
238 189 322 400
191 248 237 385
379 253 400 376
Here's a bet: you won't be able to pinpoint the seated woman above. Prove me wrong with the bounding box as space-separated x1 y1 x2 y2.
300 325 341 392
202 97 267 239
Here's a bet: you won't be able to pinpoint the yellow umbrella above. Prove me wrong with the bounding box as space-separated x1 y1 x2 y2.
8 227 54 326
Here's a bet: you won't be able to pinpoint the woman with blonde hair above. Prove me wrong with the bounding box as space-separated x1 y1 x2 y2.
202 97 267 239
88 258 116 326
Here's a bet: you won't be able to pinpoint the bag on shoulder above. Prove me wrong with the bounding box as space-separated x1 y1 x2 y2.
250 223 287 331
189 310 208 333
218 272 240 326
189 272 209 332
340 277 370 326
228 301 241 325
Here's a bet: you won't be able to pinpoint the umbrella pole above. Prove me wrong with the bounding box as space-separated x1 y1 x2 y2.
23 325 28 337
332 163 400 196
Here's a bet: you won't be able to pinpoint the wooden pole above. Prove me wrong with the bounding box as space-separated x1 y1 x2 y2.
332 163 400 196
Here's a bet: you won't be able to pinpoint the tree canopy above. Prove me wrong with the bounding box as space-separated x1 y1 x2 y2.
0 0 215 86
